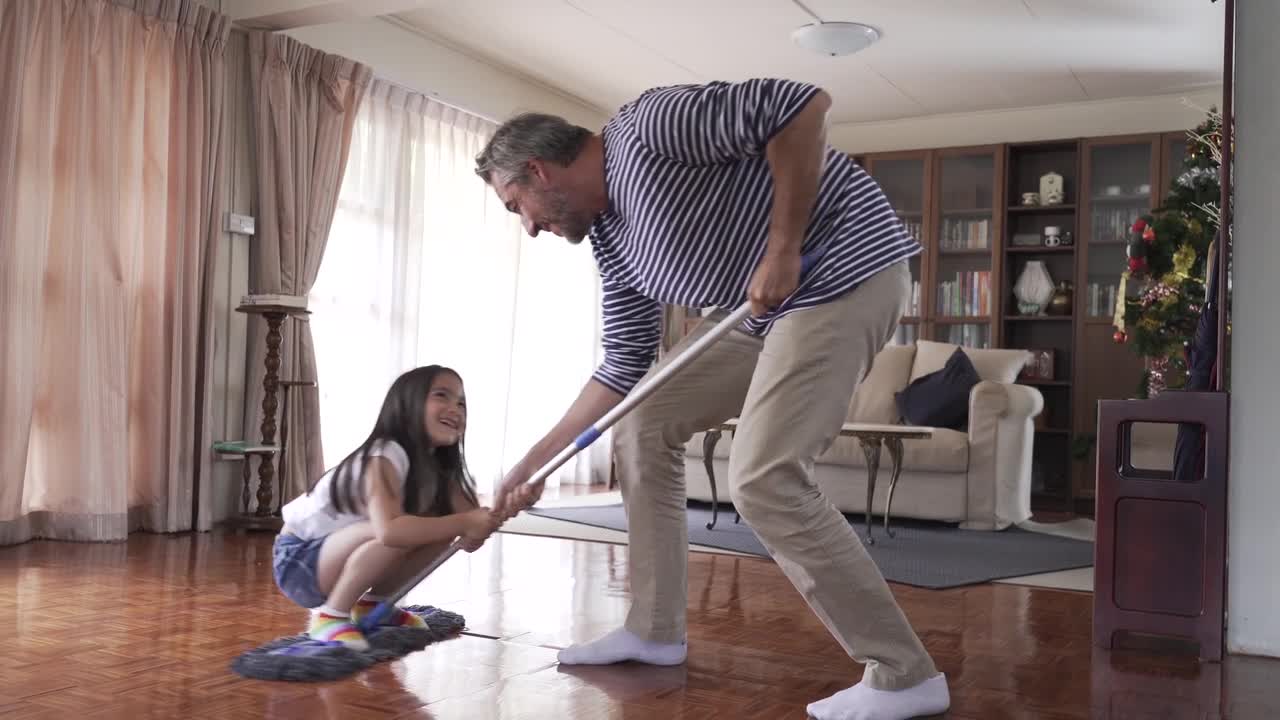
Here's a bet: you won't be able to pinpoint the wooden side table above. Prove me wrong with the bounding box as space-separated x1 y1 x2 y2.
235 302 310 522
701 419 933 544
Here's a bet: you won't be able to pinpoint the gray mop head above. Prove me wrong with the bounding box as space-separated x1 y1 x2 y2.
230 605 466 682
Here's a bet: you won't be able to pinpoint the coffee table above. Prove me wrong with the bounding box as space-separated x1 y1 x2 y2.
700 419 934 544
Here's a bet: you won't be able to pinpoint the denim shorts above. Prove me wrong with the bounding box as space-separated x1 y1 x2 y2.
273 532 328 609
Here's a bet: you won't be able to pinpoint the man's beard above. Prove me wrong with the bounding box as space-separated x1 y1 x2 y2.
543 186 591 245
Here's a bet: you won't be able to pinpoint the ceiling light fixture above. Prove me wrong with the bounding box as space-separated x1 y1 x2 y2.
789 0 880 57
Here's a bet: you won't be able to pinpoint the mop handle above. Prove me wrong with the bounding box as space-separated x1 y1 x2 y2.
358 249 825 631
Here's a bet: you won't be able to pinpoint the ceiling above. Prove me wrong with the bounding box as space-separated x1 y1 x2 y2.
391 0 1225 125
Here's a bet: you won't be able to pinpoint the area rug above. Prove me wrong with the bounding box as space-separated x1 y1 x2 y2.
527 501 1094 590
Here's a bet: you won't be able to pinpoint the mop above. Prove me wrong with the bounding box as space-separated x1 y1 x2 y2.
230 250 823 682
229 605 466 682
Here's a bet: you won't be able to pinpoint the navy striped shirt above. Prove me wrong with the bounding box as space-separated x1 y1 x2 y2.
587 78 921 395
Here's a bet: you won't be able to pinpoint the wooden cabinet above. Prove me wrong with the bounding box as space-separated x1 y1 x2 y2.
1000 140 1081 506
863 151 929 346
1071 136 1163 504
862 147 1004 349
932 146 1003 349
858 131 1191 515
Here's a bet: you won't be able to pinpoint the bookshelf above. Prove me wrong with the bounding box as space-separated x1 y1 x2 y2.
854 131 1191 515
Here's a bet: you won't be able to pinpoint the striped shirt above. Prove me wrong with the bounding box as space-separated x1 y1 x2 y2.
587 78 921 395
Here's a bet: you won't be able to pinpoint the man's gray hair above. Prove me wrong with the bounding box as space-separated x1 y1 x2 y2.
475 112 592 186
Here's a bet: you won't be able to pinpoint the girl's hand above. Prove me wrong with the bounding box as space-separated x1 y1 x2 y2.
460 507 501 542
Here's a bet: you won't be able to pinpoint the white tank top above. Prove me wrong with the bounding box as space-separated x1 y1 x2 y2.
281 439 410 540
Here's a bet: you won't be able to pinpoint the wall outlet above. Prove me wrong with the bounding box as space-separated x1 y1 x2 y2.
226 212 256 235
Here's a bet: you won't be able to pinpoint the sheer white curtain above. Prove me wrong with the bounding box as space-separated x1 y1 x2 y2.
309 80 607 496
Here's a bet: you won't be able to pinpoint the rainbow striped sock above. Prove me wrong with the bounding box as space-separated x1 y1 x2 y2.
308 608 370 650
352 595 427 629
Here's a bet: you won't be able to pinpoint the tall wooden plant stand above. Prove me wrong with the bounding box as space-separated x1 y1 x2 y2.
232 302 310 528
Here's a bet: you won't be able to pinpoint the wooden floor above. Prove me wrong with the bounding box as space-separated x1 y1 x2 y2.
2 521 1277 719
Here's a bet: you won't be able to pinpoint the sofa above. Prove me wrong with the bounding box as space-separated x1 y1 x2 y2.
683 339 1045 531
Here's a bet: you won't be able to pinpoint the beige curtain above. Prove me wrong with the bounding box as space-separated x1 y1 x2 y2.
0 0 230 544
309 79 610 496
244 32 371 509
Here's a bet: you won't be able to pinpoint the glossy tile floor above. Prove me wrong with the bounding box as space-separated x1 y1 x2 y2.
2 522 1278 718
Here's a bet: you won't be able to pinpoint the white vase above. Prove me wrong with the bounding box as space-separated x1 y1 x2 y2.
1014 261 1054 314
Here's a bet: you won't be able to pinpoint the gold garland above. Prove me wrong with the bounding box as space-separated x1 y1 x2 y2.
1113 271 1129 333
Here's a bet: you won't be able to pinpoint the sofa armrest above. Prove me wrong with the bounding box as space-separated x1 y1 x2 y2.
962 381 1044 530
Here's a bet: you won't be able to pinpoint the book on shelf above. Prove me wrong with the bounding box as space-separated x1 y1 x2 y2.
944 323 989 349
1086 282 1119 318
1092 205 1145 244
899 217 923 243
936 271 991 316
940 218 990 250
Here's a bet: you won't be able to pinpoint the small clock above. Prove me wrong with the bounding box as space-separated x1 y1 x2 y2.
1039 172 1064 205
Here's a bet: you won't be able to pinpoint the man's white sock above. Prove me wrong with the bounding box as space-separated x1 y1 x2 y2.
557 627 686 666
806 673 950 720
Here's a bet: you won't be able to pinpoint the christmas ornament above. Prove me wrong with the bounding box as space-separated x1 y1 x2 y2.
1173 244 1196 277
1114 330 1127 343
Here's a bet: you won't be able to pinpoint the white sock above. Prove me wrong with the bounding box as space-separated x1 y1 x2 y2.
556 627 687 666
314 604 350 618
806 673 950 720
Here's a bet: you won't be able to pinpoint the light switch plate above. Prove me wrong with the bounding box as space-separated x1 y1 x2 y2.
226 212 255 235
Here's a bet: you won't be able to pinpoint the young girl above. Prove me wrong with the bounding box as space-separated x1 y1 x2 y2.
273 364 501 650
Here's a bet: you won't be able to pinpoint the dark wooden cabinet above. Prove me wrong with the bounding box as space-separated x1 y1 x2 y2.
856 131 1191 515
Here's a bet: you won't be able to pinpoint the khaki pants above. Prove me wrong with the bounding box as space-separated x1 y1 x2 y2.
613 260 937 690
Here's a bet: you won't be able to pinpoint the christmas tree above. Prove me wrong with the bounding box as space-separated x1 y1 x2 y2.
1113 107 1224 397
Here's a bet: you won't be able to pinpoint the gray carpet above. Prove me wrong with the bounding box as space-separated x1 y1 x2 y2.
528 501 1093 590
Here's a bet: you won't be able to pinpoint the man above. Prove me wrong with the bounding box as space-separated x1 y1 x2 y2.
475 78 949 720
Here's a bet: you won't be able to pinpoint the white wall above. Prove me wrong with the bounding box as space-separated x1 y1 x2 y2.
284 18 609 128
1227 0 1280 658
830 87 1222 154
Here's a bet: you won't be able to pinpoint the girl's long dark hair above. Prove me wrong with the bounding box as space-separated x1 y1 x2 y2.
313 365 478 517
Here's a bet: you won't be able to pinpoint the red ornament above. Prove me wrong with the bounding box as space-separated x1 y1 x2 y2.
1114 330 1127 343
1143 226 1155 243
1132 218 1148 233
1128 256 1147 273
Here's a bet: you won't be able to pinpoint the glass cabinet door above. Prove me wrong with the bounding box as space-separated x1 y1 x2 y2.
1085 142 1156 319
866 154 928 340
932 149 998 348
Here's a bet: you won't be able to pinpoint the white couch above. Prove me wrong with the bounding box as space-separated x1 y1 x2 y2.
683 340 1044 531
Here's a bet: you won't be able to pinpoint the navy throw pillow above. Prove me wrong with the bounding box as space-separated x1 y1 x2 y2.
894 347 981 430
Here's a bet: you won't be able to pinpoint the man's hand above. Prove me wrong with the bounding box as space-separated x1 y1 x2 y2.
747 249 802 316
494 461 547 518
